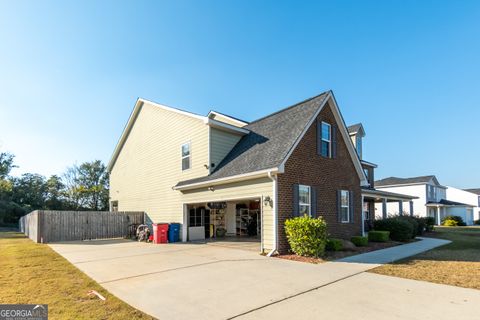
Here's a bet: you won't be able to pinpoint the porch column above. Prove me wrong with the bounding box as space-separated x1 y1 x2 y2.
382 198 387 219
398 201 404 215
436 206 441 225
409 201 414 216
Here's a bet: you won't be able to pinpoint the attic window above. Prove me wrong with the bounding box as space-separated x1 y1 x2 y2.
321 122 331 157
182 142 191 171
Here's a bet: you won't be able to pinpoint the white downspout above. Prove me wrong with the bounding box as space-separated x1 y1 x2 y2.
267 171 278 257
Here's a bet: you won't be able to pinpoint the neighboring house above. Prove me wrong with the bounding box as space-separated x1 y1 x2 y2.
347 124 418 231
108 90 369 254
447 187 480 222
375 176 476 225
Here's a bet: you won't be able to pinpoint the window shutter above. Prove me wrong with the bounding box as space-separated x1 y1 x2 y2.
349 190 354 223
311 187 317 218
317 119 322 156
293 184 299 217
332 124 338 159
337 190 342 222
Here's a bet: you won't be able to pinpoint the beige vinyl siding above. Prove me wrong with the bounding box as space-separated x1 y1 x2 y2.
210 113 246 127
181 177 274 251
109 101 210 223
209 128 242 171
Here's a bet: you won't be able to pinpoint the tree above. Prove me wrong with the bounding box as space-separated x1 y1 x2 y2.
0 152 16 179
11 173 47 210
63 165 85 210
77 160 109 211
45 175 66 210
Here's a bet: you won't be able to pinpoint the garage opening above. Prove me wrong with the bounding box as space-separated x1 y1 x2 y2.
186 198 261 251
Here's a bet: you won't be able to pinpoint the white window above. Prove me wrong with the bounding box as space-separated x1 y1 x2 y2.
341 190 350 222
427 185 437 200
181 142 191 171
321 122 331 158
299 185 311 216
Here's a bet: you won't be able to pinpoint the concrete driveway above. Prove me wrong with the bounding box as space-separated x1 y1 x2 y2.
49 240 480 320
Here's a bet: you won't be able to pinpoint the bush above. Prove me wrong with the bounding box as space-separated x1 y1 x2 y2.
441 215 466 227
326 238 343 251
474 219 480 226
413 217 427 235
373 217 414 242
284 215 328 257
396 216 419 238
424 216 435 231
368 230 390 242
351 236 368 247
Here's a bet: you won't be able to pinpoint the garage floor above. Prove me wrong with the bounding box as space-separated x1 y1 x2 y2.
49 239 480 320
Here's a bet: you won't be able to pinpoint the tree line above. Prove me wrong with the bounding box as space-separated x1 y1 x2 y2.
0 152 109 225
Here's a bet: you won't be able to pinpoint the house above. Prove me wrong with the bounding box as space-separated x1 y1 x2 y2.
108 90 372 254
347 124 418 231
374 175 477 225
447 187 480 223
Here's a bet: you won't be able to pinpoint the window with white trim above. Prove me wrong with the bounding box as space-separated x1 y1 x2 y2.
321 122 331 158
181 142 191 171
341 190 350 222
299 185 311 216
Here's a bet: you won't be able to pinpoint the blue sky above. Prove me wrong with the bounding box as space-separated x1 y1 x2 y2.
0 1 479 188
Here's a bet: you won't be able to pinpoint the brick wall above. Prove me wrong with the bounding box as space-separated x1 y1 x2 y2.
277 101 362 253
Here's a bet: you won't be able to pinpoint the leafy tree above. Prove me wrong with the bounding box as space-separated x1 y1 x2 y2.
0 152 16 179
11 173 47 210
77 160 109 211
45 175 66 210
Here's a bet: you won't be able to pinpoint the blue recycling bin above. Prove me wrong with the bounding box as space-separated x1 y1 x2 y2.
168 223 181 243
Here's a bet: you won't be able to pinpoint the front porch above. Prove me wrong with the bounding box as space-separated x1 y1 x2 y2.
362 188 419 232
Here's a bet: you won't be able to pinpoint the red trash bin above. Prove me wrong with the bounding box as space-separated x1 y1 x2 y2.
152 223 169 244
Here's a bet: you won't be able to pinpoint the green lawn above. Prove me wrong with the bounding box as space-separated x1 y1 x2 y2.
370 226 480 290
0 231 155 320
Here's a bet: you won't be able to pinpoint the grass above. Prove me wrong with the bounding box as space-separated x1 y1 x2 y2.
0 231 155 320
370 226 480 290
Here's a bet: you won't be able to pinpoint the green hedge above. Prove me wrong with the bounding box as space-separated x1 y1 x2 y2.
425 217 435 231
351 236 368 247
326 238 343 251
368 230 390 242
396 216 419 238
373 217 414 242
284 215 328 257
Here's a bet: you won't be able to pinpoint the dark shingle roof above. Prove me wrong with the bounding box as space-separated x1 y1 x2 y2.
176 91 330 187
347 123 362 134
375 175 437 187
427 199 472 206
464 188 480 195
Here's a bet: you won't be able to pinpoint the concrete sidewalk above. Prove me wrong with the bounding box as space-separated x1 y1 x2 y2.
49 237 478 320
337 237 451 264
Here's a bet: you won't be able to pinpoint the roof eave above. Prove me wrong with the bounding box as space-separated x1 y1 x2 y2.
174 168 279 191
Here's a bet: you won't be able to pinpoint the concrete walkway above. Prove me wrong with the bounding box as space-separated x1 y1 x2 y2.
49 238 479 320
337 237 451 264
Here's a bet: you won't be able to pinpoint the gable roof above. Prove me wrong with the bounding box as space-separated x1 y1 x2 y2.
375 175 442 187
464 188 480 195
347 123 365 136
175 91 368 189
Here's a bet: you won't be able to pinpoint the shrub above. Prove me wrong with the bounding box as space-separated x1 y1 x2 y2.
442 215 466 226
474 219 480 226
326 238 343 251
424 216 435 231
396 216 419 238
413 217 427 235
284 215 328 257
373 217 414 242
351 236 368 247
368 230 390 242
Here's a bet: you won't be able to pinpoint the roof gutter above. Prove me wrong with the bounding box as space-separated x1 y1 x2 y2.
174 168 279 191
267 170 278 257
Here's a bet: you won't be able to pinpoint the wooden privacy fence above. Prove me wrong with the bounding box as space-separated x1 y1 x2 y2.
19 210 145 243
